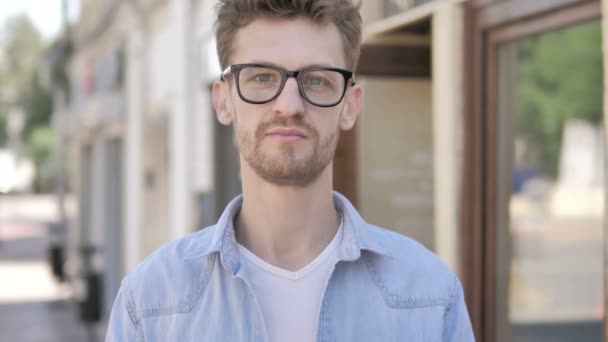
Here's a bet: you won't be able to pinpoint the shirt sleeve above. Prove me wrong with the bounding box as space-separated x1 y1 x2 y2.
105 279 143 342
443 277 476 341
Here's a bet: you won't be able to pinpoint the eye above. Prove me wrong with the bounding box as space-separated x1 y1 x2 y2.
254 74 274 83
304 77 326 87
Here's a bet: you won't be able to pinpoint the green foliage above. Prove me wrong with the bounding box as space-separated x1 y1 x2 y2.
24 126 54 167
21 70 53 141
0 14 55 191
0 15 44 103
0 109 6 146
515 20 603 176
24 125 56 192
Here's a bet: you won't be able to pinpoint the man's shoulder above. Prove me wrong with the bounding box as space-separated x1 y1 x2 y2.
121 225 219 316
365 224 451 272
360 224 460 308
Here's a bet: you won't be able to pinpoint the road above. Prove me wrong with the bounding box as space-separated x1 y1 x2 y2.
0 194 100 342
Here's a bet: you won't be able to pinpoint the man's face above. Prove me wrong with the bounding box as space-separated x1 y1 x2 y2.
213 18 362 187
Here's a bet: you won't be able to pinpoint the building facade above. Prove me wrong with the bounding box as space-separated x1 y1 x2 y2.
61 0 229 323
358 0 607 341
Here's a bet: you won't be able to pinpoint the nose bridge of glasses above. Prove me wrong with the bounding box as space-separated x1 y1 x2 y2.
284 70 309 97
272 74 306 111
284 69 301 80
279 74 303 99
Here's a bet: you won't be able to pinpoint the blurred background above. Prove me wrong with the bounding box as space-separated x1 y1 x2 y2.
0 0 606 341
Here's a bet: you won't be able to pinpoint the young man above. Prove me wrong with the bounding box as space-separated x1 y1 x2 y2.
106 1 474 341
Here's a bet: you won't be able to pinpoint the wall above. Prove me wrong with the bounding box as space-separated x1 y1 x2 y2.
358 77 435 249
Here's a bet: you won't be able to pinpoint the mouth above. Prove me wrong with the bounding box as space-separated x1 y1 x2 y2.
265 128 308 140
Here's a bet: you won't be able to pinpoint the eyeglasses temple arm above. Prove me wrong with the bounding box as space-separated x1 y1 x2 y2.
220 66 232 81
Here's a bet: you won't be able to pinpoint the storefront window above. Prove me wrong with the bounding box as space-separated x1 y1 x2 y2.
496 20 604 341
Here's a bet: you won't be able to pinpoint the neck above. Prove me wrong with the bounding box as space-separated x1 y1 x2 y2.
235 159 340 271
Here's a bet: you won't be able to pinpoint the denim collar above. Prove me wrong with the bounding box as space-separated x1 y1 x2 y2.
184 192 393 274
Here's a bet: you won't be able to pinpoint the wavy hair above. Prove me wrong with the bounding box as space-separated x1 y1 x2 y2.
215 0 362 70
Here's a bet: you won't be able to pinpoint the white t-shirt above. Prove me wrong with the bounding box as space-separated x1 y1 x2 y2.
237 221 343 342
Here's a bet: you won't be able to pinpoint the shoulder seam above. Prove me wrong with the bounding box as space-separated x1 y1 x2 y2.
443 275 459 340
123 279 145 340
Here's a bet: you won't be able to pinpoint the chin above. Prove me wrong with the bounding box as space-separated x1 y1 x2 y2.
260 170 321 188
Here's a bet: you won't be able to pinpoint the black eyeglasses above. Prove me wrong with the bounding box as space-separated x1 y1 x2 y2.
221 63 355 108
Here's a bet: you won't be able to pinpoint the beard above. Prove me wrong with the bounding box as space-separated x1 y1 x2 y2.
234 115 339 187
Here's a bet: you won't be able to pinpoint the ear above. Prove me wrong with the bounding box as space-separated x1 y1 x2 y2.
212 80 234 126
339 82 363 131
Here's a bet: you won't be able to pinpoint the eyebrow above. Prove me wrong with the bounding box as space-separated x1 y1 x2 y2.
246 61 339 70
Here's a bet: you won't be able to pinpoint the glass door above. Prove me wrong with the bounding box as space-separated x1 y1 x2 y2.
490 15 604 342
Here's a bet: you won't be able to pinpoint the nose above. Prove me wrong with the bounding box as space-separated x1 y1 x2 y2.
271 77 306 117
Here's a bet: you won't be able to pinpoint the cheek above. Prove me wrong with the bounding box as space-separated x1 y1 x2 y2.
232 104 257 130
316 112 341 136
233 107 267 144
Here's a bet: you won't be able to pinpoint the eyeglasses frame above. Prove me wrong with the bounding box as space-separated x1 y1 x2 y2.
220 63 356 108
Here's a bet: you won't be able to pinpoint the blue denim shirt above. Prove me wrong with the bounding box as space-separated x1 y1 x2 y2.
106 192 475 341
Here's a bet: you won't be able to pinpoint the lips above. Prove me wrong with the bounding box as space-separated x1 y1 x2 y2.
266 128 307 138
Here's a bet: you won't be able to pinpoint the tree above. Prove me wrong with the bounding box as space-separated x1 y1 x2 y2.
515 20 603 176
0 16 45 98
0 15 54 191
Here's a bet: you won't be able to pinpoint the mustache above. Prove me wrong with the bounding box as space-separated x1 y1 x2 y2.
255 117 318 140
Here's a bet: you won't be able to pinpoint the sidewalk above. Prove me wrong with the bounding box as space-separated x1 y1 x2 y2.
0 301 98 342
0 194 102 342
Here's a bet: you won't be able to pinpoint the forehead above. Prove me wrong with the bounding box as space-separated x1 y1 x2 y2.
231 17 346 69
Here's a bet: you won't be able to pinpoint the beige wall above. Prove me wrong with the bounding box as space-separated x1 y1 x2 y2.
360 1 384 24
141 117 170 258
431 1 464 275
358 77 435 249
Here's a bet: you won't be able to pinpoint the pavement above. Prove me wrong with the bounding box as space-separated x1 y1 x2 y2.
0 194 101 342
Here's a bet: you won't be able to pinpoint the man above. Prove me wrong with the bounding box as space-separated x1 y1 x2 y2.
106 0 475 341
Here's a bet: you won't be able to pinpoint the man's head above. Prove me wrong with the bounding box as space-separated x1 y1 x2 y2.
215 0 362 70
212 0 363 188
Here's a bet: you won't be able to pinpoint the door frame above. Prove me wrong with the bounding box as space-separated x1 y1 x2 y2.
461 0 603 340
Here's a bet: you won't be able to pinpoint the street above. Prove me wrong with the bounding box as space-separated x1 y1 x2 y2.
0 194 99 342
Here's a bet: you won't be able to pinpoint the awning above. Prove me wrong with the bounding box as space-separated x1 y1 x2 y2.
358 0 466 77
